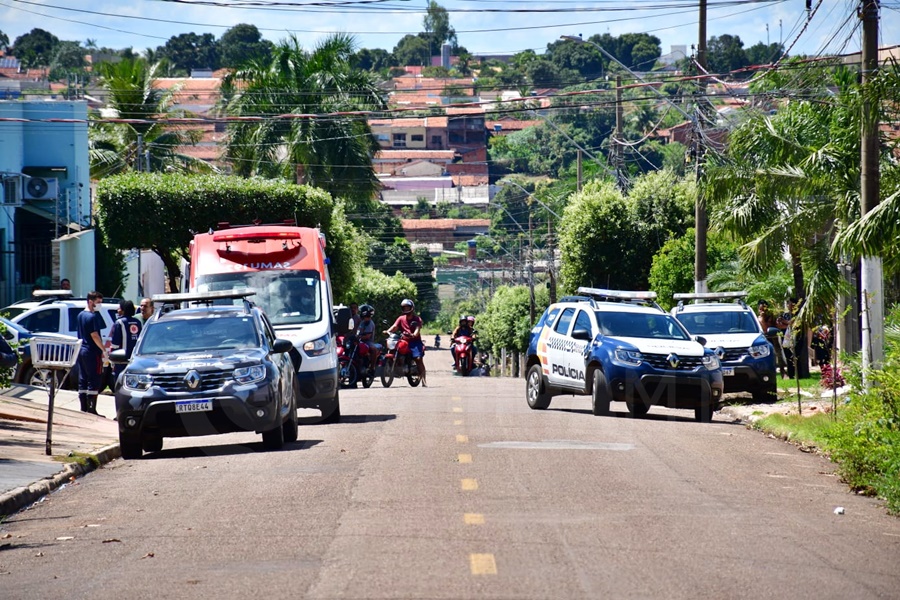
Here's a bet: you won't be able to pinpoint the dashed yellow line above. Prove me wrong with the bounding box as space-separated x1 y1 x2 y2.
456 434 469 443
452 396 462 402
458 453 472 464
464 513 484 525
469 553 497 575
461 478 478 491
453 419 463 426
452 407 463 413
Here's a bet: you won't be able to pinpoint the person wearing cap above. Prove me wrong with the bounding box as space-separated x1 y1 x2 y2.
386 298 426 386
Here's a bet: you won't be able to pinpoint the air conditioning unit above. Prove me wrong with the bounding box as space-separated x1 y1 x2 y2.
2 177 22 205
23 177 59 200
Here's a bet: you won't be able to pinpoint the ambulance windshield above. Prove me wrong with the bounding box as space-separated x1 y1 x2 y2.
195 271 321 326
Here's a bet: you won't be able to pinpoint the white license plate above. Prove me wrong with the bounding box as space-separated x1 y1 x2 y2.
175 400 213 414
721 367 735 376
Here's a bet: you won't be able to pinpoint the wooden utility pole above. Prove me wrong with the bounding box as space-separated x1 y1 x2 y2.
576 149 583 191
615 74 624 190
860 0 884 376
528 208 535 324
694 0 709 294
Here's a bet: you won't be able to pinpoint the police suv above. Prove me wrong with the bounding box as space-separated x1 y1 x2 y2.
525 288 724 422
671 291 777 403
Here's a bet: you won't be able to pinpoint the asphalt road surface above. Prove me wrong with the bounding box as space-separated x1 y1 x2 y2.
1 350 898 600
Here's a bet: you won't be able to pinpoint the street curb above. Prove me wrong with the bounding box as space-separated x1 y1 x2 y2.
0 443 121 518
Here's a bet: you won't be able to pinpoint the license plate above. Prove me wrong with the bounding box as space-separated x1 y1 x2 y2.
175 400 213 414
721 367 734 376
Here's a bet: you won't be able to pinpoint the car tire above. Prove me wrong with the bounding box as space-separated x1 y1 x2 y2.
339 362 357 389
591 369 611 416
321 390 341 424
119 430 143 460
283 394 299 444
695 402 714 422
626 399 651 418
526 364 551 410
753 385 777 404
142 435 163 453
262 418 285 450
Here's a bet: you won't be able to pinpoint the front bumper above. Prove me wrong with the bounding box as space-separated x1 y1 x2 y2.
295 365 338 410
606 365 724 409
721 362 777 394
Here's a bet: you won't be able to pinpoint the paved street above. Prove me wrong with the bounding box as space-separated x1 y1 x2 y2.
1 350 899 599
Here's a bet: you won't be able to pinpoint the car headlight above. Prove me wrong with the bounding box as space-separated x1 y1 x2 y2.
302 334 330 357
749 343 771 359
233 365 266 384
613 349 643 366
702 354 721 370
124 373 152 390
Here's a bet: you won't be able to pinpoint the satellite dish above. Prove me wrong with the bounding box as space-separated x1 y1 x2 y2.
26 178 49 198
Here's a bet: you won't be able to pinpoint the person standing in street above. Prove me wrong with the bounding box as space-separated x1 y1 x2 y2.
139 298 154 323
76 291 107 415
109 300 142 381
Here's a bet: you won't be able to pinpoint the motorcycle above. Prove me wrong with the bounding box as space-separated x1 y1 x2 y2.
336 334 375 388
380 331 421 388
451 334 476 376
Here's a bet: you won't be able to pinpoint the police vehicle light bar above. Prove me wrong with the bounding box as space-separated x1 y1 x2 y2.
576 287 658 301
32 289 74 298
673 291 748 301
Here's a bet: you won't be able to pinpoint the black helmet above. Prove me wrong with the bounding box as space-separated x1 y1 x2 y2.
400 298 414 313
459 316 467 324
360 304 374 318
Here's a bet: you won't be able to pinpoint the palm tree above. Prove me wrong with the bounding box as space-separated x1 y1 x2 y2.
220 33 386 209
89 58 214 178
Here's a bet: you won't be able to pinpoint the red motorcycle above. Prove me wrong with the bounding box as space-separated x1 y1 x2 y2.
380 331 421 388
336 334 375 388
451 334 476 376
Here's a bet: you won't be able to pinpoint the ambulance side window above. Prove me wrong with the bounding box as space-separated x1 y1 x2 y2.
554 308 575 335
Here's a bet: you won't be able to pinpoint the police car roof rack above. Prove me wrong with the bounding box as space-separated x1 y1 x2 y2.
574 287 662 311
672 291 749 311
152 289 256 314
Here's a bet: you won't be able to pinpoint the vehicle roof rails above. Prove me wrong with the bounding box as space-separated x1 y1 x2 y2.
575 287 663 311
672 291 749 311
152 289 256 315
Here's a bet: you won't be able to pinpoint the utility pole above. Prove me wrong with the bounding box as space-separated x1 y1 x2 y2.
548 214 556 304
136 134 144 172
860 0 884 377
528 208 535 324
694 0 709 294
576 149 583 191
615 74 624 190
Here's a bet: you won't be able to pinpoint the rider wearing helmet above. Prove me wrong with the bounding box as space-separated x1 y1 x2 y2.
450 316 473 371
385 298 426 386
356 304 380 373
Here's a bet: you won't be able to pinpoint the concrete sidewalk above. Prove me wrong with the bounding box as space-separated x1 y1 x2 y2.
0 384 119 517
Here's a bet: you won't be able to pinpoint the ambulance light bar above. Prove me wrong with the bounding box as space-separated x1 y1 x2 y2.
212 230 302 243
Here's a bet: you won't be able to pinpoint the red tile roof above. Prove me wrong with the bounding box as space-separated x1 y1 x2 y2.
401 218 490 231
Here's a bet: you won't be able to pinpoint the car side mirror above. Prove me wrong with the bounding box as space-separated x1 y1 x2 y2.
332 305 353 334
766 327 780 336
108 348 128 365
272 338 293 354
694 335 707 346
572 328 592 341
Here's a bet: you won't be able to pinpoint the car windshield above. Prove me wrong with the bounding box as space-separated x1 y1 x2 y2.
195 271 321 327
595 311 691 340
138 316 259 354
677 311 760 335
4 306 31 320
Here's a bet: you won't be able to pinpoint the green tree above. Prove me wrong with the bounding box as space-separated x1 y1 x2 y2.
156 32 219 74
393 34 431 67
218 24 273 69
12 28 59 68
479 285 549 353
0 30 9 53
745 42 783 67
221 33 386 211
89 58 213 178
344 267 417 327
353 47 395 72
707 34 748 75
50 41 86 71
648 229 739 310
423 0 457 55
544 39 603 80
367 239 437 320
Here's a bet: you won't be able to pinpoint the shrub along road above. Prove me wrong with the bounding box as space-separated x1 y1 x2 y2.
1 351 898 599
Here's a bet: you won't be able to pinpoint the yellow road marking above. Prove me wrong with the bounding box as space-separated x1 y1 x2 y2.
458 453 472 463
452 407 463 413
464 513 484 525
456 434 469 443
452 396 462 401
461 478 478 491
470 553 497 575
454 419 463 426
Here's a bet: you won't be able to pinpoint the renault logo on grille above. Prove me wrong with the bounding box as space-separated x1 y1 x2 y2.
715 346 726 359
667 353 680 368
184 370 201 390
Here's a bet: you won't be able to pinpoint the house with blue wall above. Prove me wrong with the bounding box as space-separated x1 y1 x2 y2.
0 100 93 305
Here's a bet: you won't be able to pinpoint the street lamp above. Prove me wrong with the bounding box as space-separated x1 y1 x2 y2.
560 35 708 294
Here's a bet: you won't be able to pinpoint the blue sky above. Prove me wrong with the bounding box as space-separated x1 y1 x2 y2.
2 0 898 62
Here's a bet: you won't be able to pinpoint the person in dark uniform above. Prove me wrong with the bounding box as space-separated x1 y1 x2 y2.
76 291 107 415
109 299 142 381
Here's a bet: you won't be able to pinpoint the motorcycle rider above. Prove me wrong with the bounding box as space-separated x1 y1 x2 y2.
450 316 473 371
385 298 426 387
356 304 380 374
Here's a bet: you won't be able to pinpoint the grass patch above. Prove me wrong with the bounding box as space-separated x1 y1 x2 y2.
776 372 822 392
752 412 835 446
52 452 100 469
